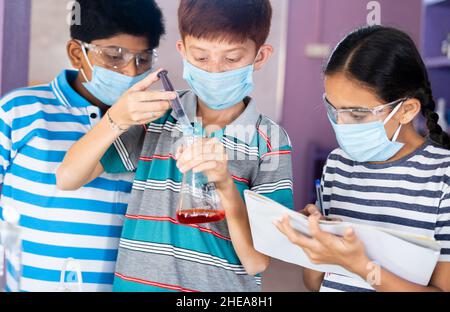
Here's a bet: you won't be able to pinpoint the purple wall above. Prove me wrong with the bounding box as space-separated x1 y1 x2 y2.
422 1 450 119
422 1 450 58
281 0 423 209
0 0 31 96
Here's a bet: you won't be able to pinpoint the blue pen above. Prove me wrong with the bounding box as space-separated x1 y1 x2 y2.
315 179 325 216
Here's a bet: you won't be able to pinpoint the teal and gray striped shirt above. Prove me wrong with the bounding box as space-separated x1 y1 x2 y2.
101 90 294 292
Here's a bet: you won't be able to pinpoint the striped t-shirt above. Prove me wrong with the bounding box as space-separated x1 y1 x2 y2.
101 90 294 292
0 70 134 292
319 140 450 292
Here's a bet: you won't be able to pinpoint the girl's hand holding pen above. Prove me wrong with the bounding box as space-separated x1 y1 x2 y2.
300 204 324 218
300 204 341 222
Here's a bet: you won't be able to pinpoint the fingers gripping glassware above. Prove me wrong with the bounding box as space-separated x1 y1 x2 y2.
157 70 225 224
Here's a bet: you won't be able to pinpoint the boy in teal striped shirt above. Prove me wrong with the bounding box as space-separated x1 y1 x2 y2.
58 0 294 292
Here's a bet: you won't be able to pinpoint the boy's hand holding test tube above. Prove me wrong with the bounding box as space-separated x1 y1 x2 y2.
107 69 177 133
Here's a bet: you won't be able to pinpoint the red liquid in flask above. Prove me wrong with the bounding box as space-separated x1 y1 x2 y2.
176 208 226 224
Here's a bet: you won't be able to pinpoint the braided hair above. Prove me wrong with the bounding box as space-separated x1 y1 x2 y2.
419 82 450 148
324 25 450 149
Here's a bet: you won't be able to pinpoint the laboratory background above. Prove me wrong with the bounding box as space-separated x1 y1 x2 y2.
0 0 449 292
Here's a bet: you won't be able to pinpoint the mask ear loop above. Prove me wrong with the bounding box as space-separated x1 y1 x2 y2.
392 123 403 142
79 43 94 83
384 101 405 142
252 49 263 67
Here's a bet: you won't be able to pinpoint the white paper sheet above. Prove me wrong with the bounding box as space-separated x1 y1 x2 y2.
244 190 441 286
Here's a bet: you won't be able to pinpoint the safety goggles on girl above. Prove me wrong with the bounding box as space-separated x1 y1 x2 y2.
324 94 407 125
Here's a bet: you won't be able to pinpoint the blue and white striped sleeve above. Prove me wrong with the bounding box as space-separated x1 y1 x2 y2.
0 106 12 185
436 189 450 262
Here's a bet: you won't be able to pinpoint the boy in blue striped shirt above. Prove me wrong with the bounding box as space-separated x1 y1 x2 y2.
0 0 166 291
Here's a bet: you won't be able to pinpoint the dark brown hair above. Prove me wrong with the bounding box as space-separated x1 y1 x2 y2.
178 0 272 49
71 0 165 49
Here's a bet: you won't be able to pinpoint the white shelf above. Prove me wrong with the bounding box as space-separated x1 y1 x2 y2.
424 0 450 6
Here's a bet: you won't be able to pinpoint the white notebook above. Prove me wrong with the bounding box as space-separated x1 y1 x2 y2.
244 190 441 286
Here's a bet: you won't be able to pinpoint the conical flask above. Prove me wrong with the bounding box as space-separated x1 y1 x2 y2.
176 134 225 224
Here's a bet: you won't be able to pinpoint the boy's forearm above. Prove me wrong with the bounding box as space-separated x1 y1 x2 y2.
217 176 270 276
57 116 121 190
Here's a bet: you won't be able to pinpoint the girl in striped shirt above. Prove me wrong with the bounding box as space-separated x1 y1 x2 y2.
276 26 450 292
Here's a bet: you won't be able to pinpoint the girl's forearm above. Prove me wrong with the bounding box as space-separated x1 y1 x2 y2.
56 116 121 190
303 268 324 292
352 260 442 292
217 176 270 276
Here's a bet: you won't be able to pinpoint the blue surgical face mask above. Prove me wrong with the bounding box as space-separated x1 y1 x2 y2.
329 102 405 163
80 46 151 106
182 58 256 110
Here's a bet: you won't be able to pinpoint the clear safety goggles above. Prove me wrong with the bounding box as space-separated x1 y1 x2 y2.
324 94 407 124
79 41 158 73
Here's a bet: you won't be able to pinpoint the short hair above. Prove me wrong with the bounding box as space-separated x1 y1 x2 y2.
70 0 165 49
178 0 272 48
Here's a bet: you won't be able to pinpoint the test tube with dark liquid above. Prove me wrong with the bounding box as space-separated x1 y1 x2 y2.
157 70 192 131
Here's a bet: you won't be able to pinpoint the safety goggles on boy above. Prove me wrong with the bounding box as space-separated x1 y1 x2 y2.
79 41 158 73
324 94 407 124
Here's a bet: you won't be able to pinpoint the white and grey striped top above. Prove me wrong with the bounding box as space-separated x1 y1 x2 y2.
319 140 450 292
